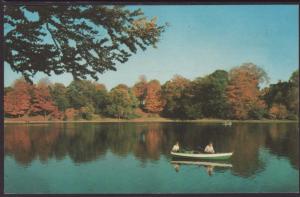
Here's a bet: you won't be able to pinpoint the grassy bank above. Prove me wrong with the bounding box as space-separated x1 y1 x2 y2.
4 117 298 124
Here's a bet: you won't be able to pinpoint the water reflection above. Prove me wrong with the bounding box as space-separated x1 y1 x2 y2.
4 122 299 178
171 159 233 176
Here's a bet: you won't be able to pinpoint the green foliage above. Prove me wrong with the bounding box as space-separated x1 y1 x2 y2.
248 106 267 120
263 81 291 109
289 69 299 85
67 80 96 109
93 89 109 115
263 69 298 118
105 86 138 119
287 69 299 116
286 113 298 120
197 70 230 118
182 103 203 119
4 5 166 82
79 104 95 120
178 70 230 119
50 83 70 112
127 113 141 120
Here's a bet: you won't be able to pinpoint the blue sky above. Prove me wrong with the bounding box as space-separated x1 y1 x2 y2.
4 5 299 89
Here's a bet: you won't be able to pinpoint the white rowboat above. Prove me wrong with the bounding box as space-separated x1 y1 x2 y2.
170 151 233 160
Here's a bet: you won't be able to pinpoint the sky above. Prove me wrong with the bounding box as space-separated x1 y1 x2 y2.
4 5 299 90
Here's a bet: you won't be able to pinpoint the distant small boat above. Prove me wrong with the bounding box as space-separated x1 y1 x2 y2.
171 160 233 168
223 120 232 126
170 151 233 160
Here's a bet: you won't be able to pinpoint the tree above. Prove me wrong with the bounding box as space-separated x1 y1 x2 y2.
114 84 130 91
190 70 231 118
132 75 147 107
49 83 70 112
269 104 288 119
287 70 299 117
290 69 299 85
4 87 13 95
263 81 291 109
67 80 96 109
4 5 166 81
248 100 267 119
226 63 268 119
30 80 58 119
161 75 190 118
78 104 95 120
93 83 109 115
144 80 164 114
64 108 79 120
106 85 138 119
67 80 109 116
262 70 298 119
4 78 32 117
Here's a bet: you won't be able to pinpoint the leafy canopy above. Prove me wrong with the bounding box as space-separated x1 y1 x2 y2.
4 5 166 81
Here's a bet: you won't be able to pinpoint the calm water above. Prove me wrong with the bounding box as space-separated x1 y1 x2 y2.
4 122 299 193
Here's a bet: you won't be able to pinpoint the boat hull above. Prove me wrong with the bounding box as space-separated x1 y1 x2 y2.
170 151 233 160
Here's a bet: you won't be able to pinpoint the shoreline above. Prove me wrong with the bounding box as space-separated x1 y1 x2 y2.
4 118 298 124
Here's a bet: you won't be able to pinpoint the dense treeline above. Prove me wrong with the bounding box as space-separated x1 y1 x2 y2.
4 63 299 120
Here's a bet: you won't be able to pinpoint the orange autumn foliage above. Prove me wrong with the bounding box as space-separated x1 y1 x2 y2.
4 79 31 117
30 83 58 118
144 80 165 113
132 75 147 105
94 83 106 91
226 63 267 119
145 125 163 159
269 104 288 119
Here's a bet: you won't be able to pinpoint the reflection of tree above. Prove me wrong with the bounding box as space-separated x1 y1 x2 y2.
66 124 109 162
230 124 266 178
29 125 61 162
4 122 298 174
145 124 163 159
265 123 299 169
133 123 166 162
4 125 34 165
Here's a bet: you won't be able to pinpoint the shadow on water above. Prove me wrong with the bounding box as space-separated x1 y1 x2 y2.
170 158 233 176
4 122 299 178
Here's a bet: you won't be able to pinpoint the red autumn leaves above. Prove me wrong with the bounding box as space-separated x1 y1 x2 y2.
133 78 165 114
4 79 58 119
4 79 32 117
226 64 268 119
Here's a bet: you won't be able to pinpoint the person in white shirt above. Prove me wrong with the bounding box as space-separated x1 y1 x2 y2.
204 142 215 154
172 142 180 152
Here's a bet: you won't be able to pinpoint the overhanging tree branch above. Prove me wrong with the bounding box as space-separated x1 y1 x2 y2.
4 5 166 82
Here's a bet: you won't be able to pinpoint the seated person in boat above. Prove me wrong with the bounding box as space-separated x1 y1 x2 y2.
172 142 180 152
204 142 215 154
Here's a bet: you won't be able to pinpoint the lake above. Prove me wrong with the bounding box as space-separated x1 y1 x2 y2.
4 122 299 194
